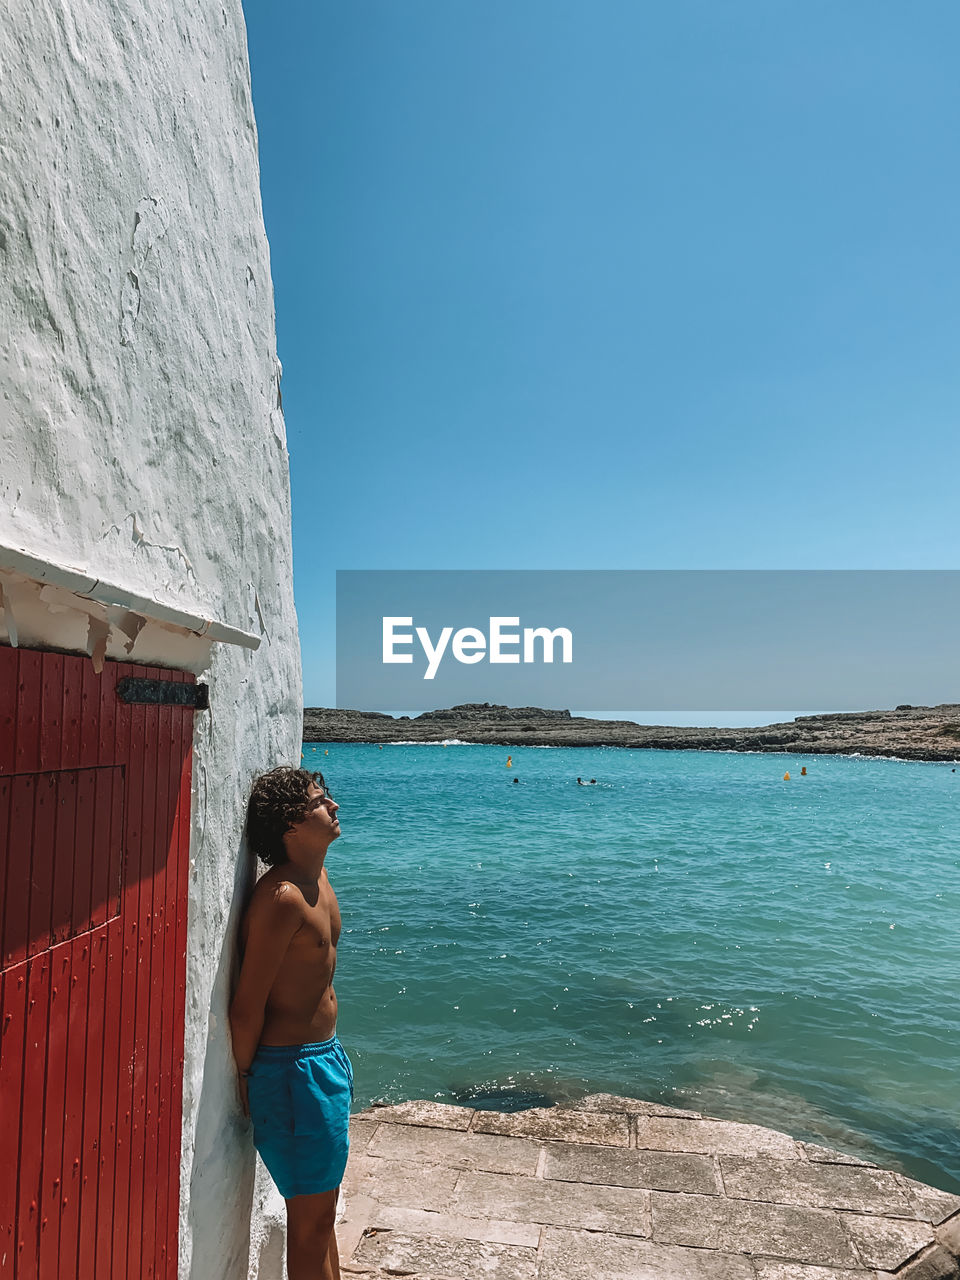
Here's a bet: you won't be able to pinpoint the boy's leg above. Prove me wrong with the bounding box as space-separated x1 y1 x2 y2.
285 1188 340 1280
324 1215 341 1279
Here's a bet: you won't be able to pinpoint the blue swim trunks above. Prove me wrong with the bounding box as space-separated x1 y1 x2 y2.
247 1036 354 1199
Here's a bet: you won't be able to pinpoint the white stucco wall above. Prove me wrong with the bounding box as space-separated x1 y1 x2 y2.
0 4 301 1276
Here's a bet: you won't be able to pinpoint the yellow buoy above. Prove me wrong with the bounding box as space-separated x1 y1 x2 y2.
783 771 791 781
506 756 512 768
324 749 329 756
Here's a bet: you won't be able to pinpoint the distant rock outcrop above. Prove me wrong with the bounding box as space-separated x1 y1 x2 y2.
303 702 960 762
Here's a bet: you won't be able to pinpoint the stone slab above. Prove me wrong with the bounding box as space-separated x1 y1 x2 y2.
936 1211 960 1254
337 1192 380 1269
361 1100 476 1130
578 1092 703 1119
652 1190 858 1266
541 1141 644 1188
538 1226 756 1279
754 1266 883 1279
360 1203 541 1248
366 1122 540 1175
636 1149 722 1196
897 1177 960 1225
543 1141 719 1194
472 1106 630 1146
840 1212 939 1270
354 1228 538 1279
720 1156 914 1216
349 1118 380 1157
801 1143 878 1168
453 1169 651 1236
343 1155 459 1212
637 1117 799 1159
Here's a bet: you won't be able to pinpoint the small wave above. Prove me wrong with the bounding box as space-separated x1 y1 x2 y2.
384 738 474 746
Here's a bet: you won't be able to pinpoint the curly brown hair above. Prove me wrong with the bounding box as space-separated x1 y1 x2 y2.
246 766 326 866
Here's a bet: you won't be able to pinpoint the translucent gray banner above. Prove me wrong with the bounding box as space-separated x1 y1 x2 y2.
335 570 959 714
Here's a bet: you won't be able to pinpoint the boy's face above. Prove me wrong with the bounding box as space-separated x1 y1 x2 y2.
295 779 341 845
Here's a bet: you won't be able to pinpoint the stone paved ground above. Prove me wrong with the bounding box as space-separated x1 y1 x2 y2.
336 1096 960 1280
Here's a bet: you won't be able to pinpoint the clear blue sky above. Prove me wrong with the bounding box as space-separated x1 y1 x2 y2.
242 1 959 706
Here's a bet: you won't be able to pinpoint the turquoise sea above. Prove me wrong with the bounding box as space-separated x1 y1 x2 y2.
306 742 960 1194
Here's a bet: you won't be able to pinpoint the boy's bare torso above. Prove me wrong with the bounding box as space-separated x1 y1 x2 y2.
242 865 342 1045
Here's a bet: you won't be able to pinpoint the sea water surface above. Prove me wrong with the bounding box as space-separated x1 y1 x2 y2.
306 742 960 1193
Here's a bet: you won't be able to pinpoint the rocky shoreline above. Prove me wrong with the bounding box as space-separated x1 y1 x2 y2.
304 702 960 762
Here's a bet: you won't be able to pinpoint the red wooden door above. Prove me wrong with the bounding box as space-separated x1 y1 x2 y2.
0 649 195 1279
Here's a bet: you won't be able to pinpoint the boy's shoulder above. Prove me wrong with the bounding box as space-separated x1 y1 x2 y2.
244 869 312 932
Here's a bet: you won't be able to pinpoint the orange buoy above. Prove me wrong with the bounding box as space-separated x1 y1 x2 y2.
506 756 512 768
783 771 791 781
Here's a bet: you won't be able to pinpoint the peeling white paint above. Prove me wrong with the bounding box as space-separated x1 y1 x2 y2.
0 570 218 673
0 2 302 1275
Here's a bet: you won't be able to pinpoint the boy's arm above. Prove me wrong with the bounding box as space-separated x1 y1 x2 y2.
229 883 303 1111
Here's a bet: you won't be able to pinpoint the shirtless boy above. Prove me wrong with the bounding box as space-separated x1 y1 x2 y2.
230 767 351 1280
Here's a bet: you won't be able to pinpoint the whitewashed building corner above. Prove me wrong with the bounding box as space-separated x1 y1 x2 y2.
0 2 301 1276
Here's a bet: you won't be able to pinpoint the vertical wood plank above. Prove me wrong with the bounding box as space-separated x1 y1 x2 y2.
97 661 118 769
94 915 123 1280
59 654 84 773
141 696 173 1277
0 778 11 969
148 699 178 1277
71 768 96 936
17 952 51 1278
104 665 133 1280
36 946 70 1276
166 686 194 1277
106 766 124 923
126 678 160 1279
111 670 131 923
0 962 28 1275
90 659 121 1279
0 647 17 775
76 923 109 1280
27 774 56 958
49 773 78 947
5 776 36 970
78 660 100 771
88 768 114 932
56 932 91 1277
110 685 144 1280
38 653 63 774
14 650 42 774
